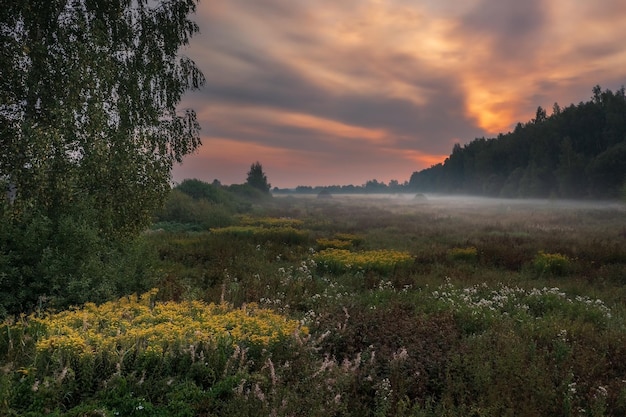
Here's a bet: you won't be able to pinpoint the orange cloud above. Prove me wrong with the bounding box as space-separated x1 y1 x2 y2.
461 84 520 134
395 149 449 169
195 104 390 145
177 0 626 187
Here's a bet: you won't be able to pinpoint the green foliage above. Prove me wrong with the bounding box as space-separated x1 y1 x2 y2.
0 202 158 317
1 0 205 239
176 178 236 205
228 183 272 201
447 246 478 262
0 0 204 316
314 248 414 274
154 189 235 229
532 251 572 276
211 225 309 245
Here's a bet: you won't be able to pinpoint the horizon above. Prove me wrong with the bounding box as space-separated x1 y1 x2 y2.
172 0 626 188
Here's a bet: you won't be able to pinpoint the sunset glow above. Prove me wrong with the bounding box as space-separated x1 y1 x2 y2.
174 0 626 188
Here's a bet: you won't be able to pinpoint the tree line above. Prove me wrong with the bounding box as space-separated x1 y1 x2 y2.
273 179 411 195
409 86 626 199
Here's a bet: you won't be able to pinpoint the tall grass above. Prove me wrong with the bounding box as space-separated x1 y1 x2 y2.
2 195 626 415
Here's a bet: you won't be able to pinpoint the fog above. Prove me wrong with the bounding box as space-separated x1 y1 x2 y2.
275 192 626 212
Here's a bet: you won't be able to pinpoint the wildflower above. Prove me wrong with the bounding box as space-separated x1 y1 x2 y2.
26 290 307 360
596 385 608 398
393 347 408 361
568 382 576 394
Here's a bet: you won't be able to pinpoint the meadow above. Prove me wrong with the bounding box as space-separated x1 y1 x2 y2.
2 193 626 416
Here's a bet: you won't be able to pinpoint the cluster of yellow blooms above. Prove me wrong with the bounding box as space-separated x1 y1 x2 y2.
333 233 363 245
316 233 363 250
314 248 413 273
533 251 571 275
24 290 306 358
447 246 478 261
236 215 304 229
316 238 353 250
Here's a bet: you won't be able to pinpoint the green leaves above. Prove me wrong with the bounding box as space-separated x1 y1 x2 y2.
1 0 205 239
0 1 204 315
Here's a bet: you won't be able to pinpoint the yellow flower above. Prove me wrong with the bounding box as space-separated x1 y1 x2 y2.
25 290 306 359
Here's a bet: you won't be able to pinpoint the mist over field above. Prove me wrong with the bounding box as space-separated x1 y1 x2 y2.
275 192 626 211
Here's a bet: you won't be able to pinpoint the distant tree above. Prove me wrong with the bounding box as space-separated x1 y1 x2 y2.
533 106 547 124
246 162 271 193
364 179 387 192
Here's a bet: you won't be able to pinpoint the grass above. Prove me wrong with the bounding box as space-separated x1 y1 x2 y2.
2 195 626 416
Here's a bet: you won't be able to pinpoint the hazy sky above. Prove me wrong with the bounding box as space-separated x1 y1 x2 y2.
173 0 626 188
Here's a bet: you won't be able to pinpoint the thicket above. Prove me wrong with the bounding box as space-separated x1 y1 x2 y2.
153 179 273 231
409 85 626 199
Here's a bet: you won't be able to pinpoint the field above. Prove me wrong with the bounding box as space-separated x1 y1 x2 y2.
2 194 626 416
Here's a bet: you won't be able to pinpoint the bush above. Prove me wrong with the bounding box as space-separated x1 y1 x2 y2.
154 189 235 229
0 202 158 318
532 251 572 275
211 226 309 245
175 179 235 206
314 248 414 274
316 238 353 250
447 246 478 262
0 291 307 415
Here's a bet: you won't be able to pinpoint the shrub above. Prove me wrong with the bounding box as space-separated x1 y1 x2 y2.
0 290 308 414
314 248 414 274
211 225 309 244
447 246 478 262
533 251 572 275
237 215 304 229
0 203 158 318
175 178 236 206
26 289 306 357
154 189 235 229
316 238 353 250
316 233 364 250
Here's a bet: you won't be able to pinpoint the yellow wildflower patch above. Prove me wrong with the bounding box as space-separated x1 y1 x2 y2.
28 290 306 358
533 251 571 275
314 248 413 274
236 215 304 229
316 238 353 250
316 233 364 250
447 246 478 262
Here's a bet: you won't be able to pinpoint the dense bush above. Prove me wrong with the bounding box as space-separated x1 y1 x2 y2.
314 248 414 274
154 189 235 229
0 201 157 318
532 251 572 275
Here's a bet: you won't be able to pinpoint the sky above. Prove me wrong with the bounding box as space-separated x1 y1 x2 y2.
172 0 626 189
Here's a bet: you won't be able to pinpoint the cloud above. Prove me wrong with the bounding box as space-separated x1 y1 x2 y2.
175 0 626 187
